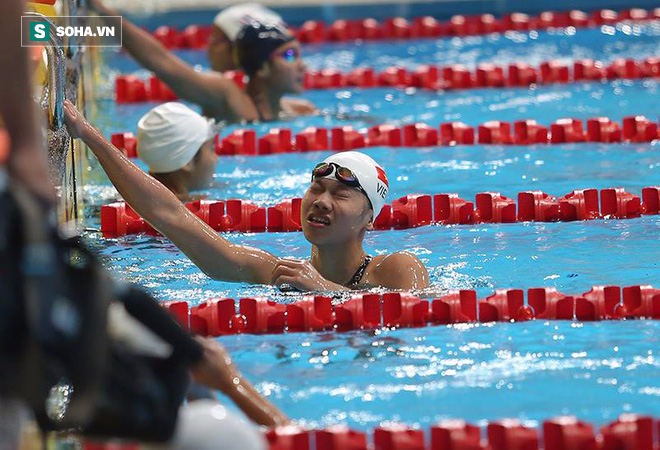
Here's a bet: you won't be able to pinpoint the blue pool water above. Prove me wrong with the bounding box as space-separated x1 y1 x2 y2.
85 24 660 429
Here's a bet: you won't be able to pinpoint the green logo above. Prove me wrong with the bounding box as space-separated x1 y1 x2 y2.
30 22 50 41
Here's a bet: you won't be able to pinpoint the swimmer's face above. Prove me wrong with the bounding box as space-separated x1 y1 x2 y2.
188 140 218 190
301 178 373 246
207 26 236 72
262 41 305 94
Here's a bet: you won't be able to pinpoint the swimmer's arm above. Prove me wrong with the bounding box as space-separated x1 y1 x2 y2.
192 337 289 428
64 101 276 284
369 251 430 290
90 1 258 121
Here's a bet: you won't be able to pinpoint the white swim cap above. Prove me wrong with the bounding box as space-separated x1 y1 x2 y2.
213 3 284 42
142 400 267 450
320 151 390 217
137 102 215 174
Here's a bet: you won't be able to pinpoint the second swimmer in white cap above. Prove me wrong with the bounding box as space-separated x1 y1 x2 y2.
137 102 218 199
64 101 429 291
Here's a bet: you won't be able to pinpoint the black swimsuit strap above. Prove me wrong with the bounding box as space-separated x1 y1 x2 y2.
347 255 373 288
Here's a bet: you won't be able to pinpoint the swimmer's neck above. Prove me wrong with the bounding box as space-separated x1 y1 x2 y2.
310 240 367 286
150 171 189 200
246 80 283 122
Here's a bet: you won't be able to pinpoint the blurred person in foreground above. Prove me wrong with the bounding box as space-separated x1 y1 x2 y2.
0 2 287 447
0 0 54 446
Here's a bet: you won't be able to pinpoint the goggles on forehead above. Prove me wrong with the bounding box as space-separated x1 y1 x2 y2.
273 47 300 62
311 162 372 210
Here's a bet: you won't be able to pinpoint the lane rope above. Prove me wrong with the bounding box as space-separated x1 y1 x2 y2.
109 115 659 159
144 8 660 49
100 185 660 237
114 56 660 102
160 284 660 337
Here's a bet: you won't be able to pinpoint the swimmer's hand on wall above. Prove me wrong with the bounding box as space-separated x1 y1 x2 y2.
63 100 89 140
271 258 348 291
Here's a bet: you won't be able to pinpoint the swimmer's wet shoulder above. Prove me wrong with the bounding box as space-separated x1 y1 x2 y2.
359 252 429 290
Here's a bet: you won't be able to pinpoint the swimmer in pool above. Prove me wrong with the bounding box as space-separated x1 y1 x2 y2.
64 101 429 291
207 3 317 116
89 0 316 122
207 3 283 73
134 102 219 199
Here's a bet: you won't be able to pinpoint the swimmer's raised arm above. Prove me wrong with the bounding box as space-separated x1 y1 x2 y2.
89 0 258 122
64 101 275 284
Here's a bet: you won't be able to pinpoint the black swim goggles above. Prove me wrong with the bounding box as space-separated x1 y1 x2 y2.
311 162 372 209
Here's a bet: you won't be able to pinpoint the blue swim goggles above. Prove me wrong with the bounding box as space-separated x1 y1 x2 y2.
274 47 300 63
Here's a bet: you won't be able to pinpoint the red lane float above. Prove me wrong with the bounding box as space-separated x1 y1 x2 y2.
110 132 137 158
287 296 335 332
162 284 659 336
431 420 484 450
576 285 623 321
268 198 302 232
335 294 381 331
600 414 655 450
374 425 425 450
100 185 660 237
392 195 433 229
487 419 539 450
544 417 596 450
146 8 660 49
513 120 549 145
114 55 660 102
622 285 660 319
433 194 474 225
479 289 533 322
528 288 574 320
315 426 367 450
430 290 478 324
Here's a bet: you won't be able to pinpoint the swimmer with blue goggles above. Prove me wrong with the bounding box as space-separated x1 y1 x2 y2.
89 0 315 123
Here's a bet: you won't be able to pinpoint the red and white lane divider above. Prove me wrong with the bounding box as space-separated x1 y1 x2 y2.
110 115 659 159
147 8 660 50
114 56 660 102
161 284 660 337
100 186 660 237
83 413 659 450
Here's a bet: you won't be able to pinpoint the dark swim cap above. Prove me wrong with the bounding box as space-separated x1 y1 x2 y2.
235 22 295 77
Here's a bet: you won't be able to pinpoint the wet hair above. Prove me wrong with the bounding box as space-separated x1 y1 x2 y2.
234 22 294 77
